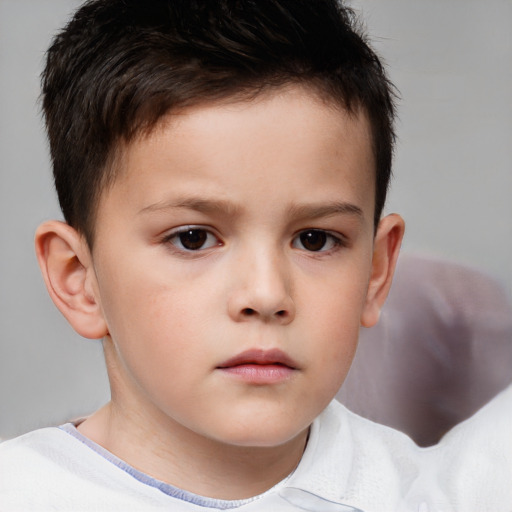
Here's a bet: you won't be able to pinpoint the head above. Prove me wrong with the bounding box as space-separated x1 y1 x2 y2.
41 0 397 248
35 0 404 474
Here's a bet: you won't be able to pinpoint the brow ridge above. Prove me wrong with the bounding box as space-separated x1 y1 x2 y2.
287 201 364 221
140 196 364 223
139 196 241 216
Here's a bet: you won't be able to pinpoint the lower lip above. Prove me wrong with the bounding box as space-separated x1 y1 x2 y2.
218 364 295 384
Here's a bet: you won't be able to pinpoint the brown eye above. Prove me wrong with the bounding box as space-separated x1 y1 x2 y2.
167 228 219 251
179 229 208 250
292 229 344 253
299 230 327 251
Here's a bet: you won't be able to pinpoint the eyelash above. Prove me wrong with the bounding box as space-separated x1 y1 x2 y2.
162 226 222 253
161 227 347 255
291 229 348 253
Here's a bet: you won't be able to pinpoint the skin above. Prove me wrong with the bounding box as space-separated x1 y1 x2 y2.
36 85 404 500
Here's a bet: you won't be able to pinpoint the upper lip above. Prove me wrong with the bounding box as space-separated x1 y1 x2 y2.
217 348 298 369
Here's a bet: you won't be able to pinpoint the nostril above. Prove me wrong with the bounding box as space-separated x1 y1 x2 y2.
239 308 290 319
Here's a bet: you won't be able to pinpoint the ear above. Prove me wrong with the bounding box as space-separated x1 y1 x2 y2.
360 213 405 328
35 220 108 339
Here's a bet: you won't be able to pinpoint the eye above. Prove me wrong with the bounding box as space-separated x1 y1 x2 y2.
166 228 220 251
292 229 343 252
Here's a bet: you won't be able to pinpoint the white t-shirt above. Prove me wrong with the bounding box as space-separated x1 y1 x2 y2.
0 391 511 511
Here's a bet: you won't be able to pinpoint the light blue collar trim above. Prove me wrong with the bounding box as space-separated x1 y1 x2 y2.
59 402 363 511
59 423 292 509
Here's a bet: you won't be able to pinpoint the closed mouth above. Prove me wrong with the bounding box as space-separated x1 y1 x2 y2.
217 348 298 370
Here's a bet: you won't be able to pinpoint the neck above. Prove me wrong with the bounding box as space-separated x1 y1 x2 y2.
77 401 309 500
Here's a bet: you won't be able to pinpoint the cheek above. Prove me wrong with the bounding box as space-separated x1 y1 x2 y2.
97 262 198 366
102 281 210 414
111 288 201 357
299 272 369 389
316 306 360 380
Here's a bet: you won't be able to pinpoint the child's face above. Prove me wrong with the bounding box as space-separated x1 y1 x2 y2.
87 86 391 447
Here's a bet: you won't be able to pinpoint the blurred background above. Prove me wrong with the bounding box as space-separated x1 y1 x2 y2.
1 0 511 438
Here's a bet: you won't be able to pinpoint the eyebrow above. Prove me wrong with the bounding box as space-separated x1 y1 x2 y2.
286 201 364 221
139 197 241 216
139 196 364 221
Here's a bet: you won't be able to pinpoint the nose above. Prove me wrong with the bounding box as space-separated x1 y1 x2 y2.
227 247 295 325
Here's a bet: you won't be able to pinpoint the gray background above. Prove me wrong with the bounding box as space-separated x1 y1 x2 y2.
1 0 511 438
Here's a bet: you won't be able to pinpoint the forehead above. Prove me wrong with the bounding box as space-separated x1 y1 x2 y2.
99 86 375 226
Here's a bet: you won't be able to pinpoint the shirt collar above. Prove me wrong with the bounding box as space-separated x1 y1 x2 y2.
277 401 364 511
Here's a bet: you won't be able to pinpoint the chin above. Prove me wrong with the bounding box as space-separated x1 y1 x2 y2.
208 415 312 449
221 431 306 450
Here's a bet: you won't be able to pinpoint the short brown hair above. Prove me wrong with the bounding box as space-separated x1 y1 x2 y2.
42 0 397 246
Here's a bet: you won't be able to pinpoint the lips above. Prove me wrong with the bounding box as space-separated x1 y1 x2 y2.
217 348 297 369
217 349 298 384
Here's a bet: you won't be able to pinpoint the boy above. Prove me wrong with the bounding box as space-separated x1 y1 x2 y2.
0 0 439 510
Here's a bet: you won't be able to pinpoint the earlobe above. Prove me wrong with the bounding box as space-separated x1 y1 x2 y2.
360 214 405 328
35 220 108 339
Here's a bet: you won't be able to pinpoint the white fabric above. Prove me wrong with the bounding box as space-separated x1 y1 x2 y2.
1 394 511 511
422 384 512 511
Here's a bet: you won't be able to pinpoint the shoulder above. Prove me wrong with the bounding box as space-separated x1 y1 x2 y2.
0 427 98 505
0 426 184 511
302 400 512 512
288 400 421 511
0 428 75 510
432 385 512 509
322 399 418 460
0 426 67 469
